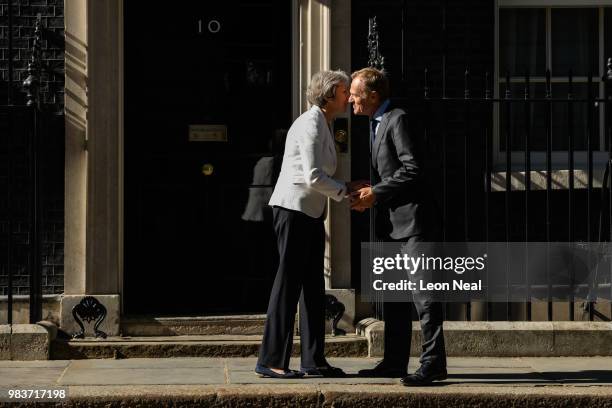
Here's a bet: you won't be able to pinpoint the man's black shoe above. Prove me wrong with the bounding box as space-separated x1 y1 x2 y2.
358 360 407 378
400 363 447 386
300 365 346 378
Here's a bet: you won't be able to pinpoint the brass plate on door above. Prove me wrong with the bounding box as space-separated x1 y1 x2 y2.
189 125 228 142
202 163 214 176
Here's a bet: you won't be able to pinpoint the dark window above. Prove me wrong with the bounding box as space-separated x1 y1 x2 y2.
500 9 546 76
551 8 598 77
499 7 605 152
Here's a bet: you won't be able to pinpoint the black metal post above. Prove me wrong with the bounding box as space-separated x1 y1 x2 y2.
6 0 14 326
464 68 470 240
504 71 512 320
7 0 13 104
23 15 43 323
587 71 594 321
6 118 12 323
524 72 531 320
568 70 575 321
463 68 471 320
545 69 553 321
441 1 447 245
442 0 447 97
606 58 612 318
401 0 407 82
484 72 492 320
367 16 384 321
424 68 429 100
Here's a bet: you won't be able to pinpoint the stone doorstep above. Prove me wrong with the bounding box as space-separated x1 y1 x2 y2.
120 315 269 336
120 288 356 337
357 320 612 357
50 334 369 360
0 324 51 360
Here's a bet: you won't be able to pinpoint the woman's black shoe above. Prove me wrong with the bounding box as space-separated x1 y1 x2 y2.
255 364 305 379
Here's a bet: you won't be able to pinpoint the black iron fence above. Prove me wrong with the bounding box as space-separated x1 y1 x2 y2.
397 62 612 322
2 11 63 325
362 16 612 322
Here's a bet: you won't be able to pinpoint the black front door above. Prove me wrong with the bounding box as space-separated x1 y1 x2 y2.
124 1 292 315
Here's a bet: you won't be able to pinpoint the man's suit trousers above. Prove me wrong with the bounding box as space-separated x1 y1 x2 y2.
383 235 447 369
257 206 327 369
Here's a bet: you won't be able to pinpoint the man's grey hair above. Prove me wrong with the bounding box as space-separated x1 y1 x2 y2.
306 70 350 107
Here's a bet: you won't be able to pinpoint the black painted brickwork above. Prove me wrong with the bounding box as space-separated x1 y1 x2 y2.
0 0 64 106
0 0 64 296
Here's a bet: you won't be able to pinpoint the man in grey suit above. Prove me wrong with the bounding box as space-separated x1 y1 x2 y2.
349 67 447 385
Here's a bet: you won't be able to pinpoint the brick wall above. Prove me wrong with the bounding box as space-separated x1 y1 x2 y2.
0 0 64 105
0 0 65 297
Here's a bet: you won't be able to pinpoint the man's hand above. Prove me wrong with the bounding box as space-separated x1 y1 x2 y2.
346 179 370 193
350 186 376 211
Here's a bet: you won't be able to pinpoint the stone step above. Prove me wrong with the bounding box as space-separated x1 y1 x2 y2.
50 334 368 360
6 384 612 408
359 320 612 357
120 315 269 336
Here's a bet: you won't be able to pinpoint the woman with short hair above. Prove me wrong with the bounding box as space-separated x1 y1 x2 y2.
255 70 353 378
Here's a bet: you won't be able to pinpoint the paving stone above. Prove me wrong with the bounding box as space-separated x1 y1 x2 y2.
69 357 226 369
0 356 610 404
59 367 227 385
445 357 532 368
229 370 396 385
0 367 65 386
0 360 70 368
522 357 612 385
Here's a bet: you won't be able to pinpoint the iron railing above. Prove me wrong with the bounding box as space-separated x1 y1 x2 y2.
2 9 61 324
366 16 612 322
419 63 612 321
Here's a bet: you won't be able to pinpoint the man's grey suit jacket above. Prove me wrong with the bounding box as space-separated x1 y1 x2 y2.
370 104 441 240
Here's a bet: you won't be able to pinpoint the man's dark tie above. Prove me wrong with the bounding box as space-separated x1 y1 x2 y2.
370 119 378 152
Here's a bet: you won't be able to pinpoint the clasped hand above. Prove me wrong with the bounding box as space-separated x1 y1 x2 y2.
346 180 376 212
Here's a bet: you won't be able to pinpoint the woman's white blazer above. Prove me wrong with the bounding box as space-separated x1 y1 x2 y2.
269 105 346 218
